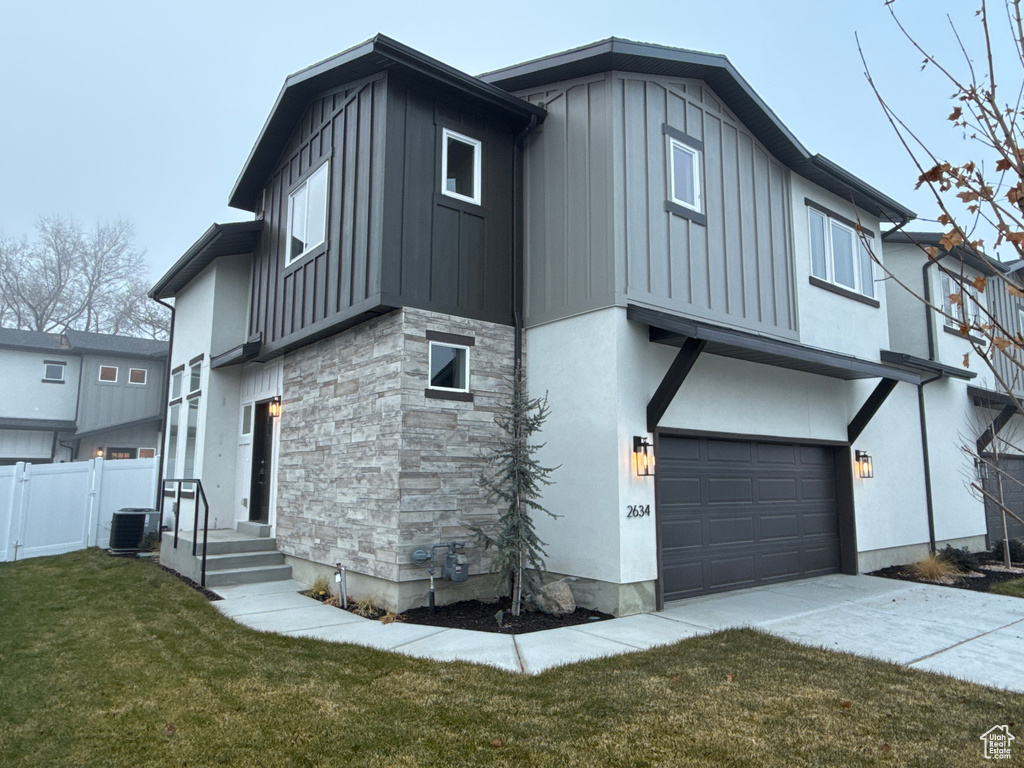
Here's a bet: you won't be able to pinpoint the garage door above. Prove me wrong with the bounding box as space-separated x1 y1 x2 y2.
981 454 1024 543
657 435 842 602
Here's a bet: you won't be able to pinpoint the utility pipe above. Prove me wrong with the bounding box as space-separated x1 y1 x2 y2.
511 114 540 368
916 372 943 552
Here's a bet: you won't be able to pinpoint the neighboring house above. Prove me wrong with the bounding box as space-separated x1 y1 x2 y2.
153 35 982 614
0 328 169 465
884 231 1024 545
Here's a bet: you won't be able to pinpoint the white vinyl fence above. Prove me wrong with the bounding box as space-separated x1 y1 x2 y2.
0 457 159 562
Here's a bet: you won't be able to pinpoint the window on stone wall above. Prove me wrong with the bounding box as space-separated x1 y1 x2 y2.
429 341 470 392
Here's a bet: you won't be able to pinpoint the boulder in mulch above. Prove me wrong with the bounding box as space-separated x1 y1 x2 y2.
532 580 576 615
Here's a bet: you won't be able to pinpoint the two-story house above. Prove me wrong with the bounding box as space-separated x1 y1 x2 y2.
0 328 168 464
884 231 1024 547
153 36 958 615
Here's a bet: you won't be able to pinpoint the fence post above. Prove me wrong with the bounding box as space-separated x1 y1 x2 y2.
11 463 31 561
86 458 103 548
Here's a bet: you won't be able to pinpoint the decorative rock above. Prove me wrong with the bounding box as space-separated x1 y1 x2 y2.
532 580 576 615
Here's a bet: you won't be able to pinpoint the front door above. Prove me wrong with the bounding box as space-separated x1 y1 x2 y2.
249 402 274 524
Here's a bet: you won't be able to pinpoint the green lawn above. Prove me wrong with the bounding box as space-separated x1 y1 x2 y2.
1 551 1021 767
991 576 1024 598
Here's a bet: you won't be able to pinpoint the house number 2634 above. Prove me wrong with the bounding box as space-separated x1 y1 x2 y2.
626 504 651 518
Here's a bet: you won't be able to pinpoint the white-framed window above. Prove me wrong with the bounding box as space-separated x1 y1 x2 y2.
42 361 66 383
170 370 182 400
98 365 118 383
441 128 482 206
428 342 470 392
1018 306 1024 336
668 137 702 213
128 368 147 386
182 400 199 481
166 402 180 473
189 362 201 393
808 207 875 298
286 161 329 265
240 403 253 438
138 447 156 459
940 271 983 329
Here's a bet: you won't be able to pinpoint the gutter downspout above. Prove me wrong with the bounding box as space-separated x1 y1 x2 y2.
152 296 175 540
917 372 942 552
512 114 539 368
918 249 951 553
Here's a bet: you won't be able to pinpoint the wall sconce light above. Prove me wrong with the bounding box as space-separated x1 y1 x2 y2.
976 457 991 481
269 397 282 419
95 448 104 458
633 436 654 477
855 450 874 479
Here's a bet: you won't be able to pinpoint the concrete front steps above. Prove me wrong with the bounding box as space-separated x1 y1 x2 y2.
160 525 292 587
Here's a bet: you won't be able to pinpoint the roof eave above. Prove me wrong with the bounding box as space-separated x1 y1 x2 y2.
228 34 545 212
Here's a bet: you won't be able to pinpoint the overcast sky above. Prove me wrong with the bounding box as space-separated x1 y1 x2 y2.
0 0 993 281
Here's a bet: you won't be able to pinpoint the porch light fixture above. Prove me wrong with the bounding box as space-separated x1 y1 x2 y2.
95 448 104 458
269 397 282 419
633 436 654 477
855 450 874 479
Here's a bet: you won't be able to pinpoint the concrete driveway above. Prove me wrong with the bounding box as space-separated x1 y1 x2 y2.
212 574 1024 691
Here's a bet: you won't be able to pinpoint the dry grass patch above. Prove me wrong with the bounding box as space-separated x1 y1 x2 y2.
909 552 962 583
0 550 1021 767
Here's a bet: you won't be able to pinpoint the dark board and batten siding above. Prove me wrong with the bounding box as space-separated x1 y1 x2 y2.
381 77 516 326
519 73 796 339
248 74 387 352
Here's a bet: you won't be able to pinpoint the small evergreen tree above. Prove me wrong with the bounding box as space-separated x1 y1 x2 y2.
470 365 558 616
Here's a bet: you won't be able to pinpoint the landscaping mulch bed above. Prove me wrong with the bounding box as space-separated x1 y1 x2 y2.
869 555 1024 593
307 592 612 634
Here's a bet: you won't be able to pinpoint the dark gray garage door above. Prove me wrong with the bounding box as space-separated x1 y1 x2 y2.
657 435 842 602
981 454 1024 544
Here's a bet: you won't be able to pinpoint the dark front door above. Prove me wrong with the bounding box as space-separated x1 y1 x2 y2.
657 434 843 602
249 402 274 524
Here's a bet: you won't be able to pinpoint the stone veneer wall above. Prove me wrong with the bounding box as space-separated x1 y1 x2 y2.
276 307 515 588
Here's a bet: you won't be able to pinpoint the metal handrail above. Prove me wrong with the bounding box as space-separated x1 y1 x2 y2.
160 478 211 587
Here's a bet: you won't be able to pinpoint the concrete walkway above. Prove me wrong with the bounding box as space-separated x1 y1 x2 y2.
211 574 1024 691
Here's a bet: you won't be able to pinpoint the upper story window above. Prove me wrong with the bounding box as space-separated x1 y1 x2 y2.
286 162 329 265
98 365 118 383
441 128 481 206
128 368 148 386
662 124 706 226
189 362 201 393
669 139 702 212
42 361 66 383
170 370 182 400
940 271 984 329
808 205 875 299
429 341 470 392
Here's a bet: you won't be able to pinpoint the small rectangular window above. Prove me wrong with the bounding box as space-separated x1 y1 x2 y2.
189 362 201 393
106 447 136 460
668 139 702 212
170 371 182 400
138 448 156 459
99 365 118 383
429 342 470 392
128 368 147 385
43 362 66 382
441 128 482 205
241 404 253 437
287 162 329 265
940 271 983 329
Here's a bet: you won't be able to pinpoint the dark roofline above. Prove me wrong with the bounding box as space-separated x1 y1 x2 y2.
882 230 1004 276
229 34 546 212
149 220 263 300
0 417 77 432
481 37 915 223
71 415 162 441
0 329 67 354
